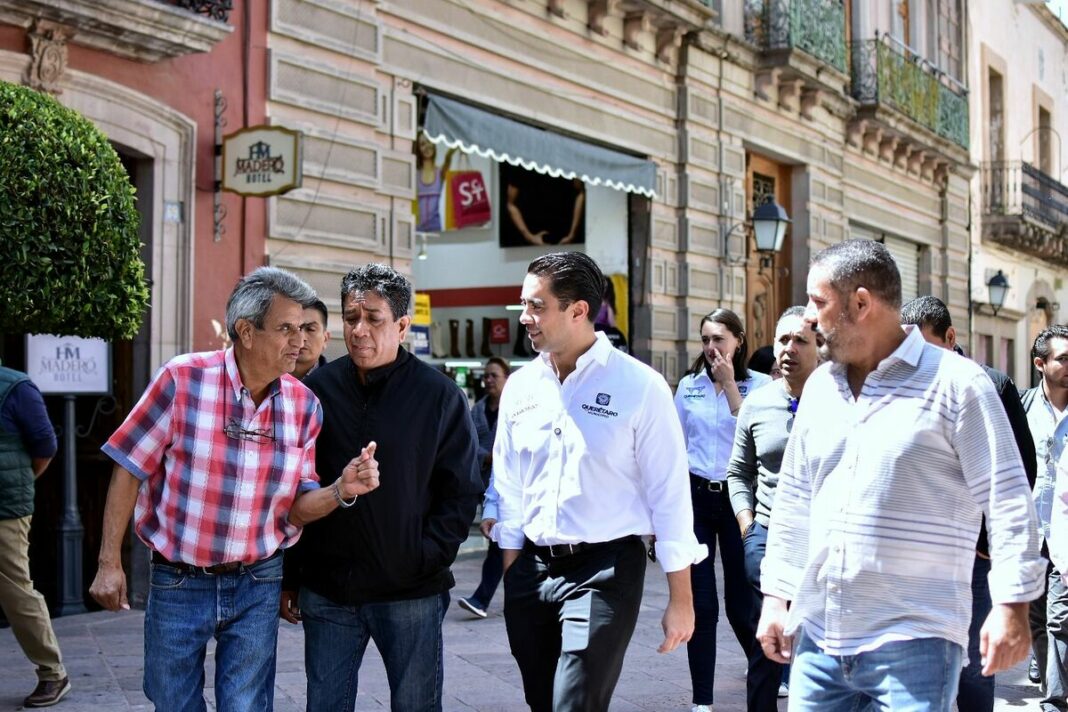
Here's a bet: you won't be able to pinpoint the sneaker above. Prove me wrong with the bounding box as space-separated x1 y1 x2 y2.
778 681 789 698
457 597 488 619
1028 654 1042 684
24 677 71 708
691 706 712 712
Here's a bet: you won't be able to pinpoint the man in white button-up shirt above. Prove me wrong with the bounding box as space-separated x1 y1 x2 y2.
756 239 1044 712
493 251 707 712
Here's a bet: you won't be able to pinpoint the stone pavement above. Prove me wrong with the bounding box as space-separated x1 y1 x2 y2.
0 546 1045 711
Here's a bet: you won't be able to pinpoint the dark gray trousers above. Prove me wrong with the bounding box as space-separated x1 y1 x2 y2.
1033 561 1068 712
503 536 646 712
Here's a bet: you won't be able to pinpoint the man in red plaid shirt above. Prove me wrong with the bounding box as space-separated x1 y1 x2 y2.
88 267 381 711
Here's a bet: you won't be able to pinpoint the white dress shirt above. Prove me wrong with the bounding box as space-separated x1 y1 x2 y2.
675 369 771 480
762 326 1044 656
1049 449 1068 582
492 332 707 573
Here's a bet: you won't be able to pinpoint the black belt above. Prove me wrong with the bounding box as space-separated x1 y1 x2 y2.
524 535 639 560
690 473 727 493
151 550 278 576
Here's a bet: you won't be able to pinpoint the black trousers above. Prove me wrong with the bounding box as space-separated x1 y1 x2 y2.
503 536 647 712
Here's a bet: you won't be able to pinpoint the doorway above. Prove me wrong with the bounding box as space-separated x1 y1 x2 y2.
745 153 793 351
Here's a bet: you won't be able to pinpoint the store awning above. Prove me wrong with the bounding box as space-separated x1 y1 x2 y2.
423 94 657 198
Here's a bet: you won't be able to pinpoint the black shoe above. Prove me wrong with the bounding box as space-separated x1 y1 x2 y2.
24 677 71 708
1028 655 1042 684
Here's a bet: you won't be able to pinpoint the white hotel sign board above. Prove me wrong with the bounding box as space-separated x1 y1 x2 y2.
221 125 303 197
25 335 112 395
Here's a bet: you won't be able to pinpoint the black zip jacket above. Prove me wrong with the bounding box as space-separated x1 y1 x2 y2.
282 348 482 603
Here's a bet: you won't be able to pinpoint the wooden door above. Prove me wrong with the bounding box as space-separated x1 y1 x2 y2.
745 154 793 351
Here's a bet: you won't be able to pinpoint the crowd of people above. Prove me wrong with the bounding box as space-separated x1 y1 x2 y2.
3 241 1066 712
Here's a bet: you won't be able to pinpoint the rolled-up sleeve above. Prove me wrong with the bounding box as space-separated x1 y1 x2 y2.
761 420 810 601
491 389 525 550
956 374 1045 604
636 377 706 572
297 401 323 492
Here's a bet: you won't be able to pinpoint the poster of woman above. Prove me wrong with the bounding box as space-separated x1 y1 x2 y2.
499 162 585 247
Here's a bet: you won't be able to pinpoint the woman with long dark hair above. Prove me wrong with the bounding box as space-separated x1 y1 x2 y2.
674 308 771 712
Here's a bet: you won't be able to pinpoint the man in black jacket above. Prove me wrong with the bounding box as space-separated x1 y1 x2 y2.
281 263 482 711
902 296 1038 712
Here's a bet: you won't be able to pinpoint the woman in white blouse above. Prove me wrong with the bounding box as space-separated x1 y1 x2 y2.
674 309 771 712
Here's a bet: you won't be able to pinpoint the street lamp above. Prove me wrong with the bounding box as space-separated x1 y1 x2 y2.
987 270 1009 316
752 201 791 254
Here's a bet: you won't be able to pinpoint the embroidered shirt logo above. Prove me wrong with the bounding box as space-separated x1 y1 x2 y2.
581 392 619 418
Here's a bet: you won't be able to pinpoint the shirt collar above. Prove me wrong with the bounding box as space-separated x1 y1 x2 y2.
829 324 924 381
224 348 282 402
536 331 613 377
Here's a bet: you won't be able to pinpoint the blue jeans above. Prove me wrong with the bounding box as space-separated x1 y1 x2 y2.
143 553 283 712
300 587 448 712
957 555 993 712
688 481 754 705
742 520 784 711
469 541 503 609
789 628 962 712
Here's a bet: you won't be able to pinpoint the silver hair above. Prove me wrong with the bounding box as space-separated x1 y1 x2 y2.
225 267 318 339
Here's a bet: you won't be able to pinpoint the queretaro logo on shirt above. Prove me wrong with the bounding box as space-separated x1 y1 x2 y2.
582 393 619 418
684 385 705 400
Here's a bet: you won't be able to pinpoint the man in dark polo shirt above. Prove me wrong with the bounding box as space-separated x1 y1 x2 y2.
282 263 482 711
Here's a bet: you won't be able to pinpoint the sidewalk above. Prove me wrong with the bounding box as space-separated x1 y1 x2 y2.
0 549 1043 711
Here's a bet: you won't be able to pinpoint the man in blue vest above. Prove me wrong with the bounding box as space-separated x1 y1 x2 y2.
0 364 68 707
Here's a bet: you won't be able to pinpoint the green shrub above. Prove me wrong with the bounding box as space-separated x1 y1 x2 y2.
0 80 148 340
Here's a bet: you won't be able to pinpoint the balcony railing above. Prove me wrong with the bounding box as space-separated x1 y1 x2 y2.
983 162 1068 229
744 0 847 73
850 37 969 150
159 0 232 23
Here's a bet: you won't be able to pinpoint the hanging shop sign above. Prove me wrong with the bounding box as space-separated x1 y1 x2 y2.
25 334 112 395
222 125 303 197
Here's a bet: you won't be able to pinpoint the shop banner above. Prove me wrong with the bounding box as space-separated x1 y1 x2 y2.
413 293 432 326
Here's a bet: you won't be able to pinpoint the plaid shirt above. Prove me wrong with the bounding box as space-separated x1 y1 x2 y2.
102 349 322 566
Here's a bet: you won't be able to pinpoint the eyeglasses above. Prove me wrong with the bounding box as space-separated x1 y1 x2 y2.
223 417 276 443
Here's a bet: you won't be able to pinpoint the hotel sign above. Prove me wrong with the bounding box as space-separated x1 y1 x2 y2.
25 335 111 395
221 125 303 197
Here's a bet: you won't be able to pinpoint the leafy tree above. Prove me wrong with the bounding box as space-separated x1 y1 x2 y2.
0 80 148 339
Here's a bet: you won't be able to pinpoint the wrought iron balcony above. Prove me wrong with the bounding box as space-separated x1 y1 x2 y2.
744 0 847 73
850 37 969 150
981 161 1068 266
162 0 233 23
0 0 232 62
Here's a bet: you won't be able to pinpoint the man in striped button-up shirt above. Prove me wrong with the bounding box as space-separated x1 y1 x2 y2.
757 240 1045 712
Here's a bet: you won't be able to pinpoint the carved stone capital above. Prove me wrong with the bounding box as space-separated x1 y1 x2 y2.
800 87 822 121
587 0 620 36
754 68 781 102
656 25 683 64
879 135 900 163
778 78 803 113
24 19 71 95
623 11 651 51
